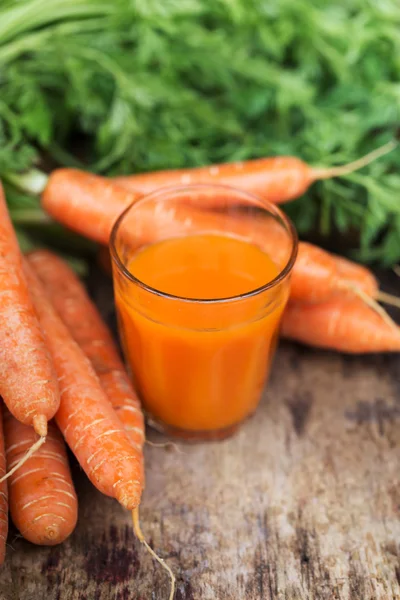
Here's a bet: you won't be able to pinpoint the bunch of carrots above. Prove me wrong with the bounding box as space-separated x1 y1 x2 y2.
36 141 400 354
0 183 175 596
0 142 398 600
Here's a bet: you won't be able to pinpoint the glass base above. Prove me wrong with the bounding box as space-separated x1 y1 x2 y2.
146 413 245 443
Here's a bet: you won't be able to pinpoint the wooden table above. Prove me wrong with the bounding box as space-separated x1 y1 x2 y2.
1 271 399 600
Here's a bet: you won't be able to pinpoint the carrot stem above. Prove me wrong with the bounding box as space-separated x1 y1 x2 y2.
313 140 397 180
5 169 49 196
10 209 51 225
132 507 176 600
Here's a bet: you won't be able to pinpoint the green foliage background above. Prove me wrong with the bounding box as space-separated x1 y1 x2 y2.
1 0 399 264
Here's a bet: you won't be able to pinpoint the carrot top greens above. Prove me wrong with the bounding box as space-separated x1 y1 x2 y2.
0 0 399 264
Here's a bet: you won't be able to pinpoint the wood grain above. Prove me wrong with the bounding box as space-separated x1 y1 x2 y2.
0 271 399 600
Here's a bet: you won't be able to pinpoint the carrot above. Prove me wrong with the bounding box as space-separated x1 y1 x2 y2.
331 254 378 298
133 507 176 600
41 169 392 312
0 402 8 563
332 254 400 310
290 242 357 302
42 138 396 238
24 258 173 595
113 141 396 205
22 261 143 510
41 169 246 240
0 182 59 437
28 250 145 452
41 169 141 246
281 297 400 353
195 210 399 311
4 408 77 545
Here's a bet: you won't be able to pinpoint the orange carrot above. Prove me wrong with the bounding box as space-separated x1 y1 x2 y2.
28 250 145 452
331 254 400 310
0 182 59 437
204 211 397 308
281 297 400 353
332 254 378 297
114 141 396 204
291 242 353 302
42 169 141 246
115 157 310 203
0 402 8 563
4 409 77 545
41 169 389 309
23 261 143 510
25 261 173 595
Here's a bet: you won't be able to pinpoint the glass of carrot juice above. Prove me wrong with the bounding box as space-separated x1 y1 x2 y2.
110 184 297 441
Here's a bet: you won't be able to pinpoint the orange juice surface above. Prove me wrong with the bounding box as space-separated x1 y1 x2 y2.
114 234 288 438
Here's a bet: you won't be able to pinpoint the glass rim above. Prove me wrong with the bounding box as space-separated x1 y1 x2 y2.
110 183 298 304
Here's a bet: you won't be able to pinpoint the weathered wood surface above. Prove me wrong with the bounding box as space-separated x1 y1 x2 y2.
0 270 399 600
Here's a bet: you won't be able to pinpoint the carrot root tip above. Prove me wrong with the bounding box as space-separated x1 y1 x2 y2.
33 414 48 437
377 290 400 310
115 479 143 510
0 435 46 483
116 492 139 511
313 140 398 180
342 282 399 330
145 440 183 454
132 507 176 600
44 525 61 544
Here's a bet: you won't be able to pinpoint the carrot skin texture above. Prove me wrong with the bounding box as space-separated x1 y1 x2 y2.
332 254 378 298
0 182 59 434
28 250 145 451
114 156 312 204
290 242 341 302
23 262 144 510
0 403 8 563
42 169 141 245
114 141 396 204
4 410 77 545
281 298 400 353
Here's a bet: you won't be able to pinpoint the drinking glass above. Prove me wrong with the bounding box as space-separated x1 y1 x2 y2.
110 184 297 441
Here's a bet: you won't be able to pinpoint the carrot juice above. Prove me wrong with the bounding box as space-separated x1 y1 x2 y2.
111 185 297 440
